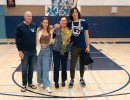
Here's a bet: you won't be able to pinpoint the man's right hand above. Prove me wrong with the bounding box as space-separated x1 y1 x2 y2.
54 23 60 29
19 51 24 59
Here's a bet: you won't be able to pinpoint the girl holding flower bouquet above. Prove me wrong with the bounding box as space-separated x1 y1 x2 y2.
53 16 71 88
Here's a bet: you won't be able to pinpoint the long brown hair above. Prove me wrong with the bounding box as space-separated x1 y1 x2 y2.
69 7 81 21
38 17 50 34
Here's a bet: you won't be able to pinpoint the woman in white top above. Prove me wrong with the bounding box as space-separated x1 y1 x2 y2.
36 17 52 93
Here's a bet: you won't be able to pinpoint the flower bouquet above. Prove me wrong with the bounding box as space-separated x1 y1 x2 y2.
60 28 72 55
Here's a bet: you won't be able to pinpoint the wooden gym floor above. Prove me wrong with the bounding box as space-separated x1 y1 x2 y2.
0 38 130 100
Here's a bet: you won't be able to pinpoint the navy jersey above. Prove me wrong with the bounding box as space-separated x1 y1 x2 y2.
67 19 88 47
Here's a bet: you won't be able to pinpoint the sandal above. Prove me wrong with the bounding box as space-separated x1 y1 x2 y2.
21 86 26 92
28 84 37 89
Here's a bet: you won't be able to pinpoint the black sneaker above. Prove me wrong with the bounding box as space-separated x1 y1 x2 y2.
62 81 65 87
69 80 74 88
80 79 86 87
55 83 59 88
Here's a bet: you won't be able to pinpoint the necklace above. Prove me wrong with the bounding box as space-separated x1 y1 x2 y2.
72 19 81 37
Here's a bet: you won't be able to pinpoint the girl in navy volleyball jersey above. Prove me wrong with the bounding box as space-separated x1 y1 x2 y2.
67 7 90 88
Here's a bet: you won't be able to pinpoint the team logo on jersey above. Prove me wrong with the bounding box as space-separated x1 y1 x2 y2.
73 28 81 37
47 0 72 16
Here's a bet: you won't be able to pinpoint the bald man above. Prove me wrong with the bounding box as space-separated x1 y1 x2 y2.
15 11 38 92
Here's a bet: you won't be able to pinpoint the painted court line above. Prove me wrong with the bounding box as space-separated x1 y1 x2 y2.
0 85 17 86
0 47 14 56
85 66 108 100
92 57 130 58
75 68 87 100
2 57 130 59
0 58 19 59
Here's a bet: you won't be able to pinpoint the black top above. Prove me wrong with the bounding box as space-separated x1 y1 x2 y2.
15 22 38 51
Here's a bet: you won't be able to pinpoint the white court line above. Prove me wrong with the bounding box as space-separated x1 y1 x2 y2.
0 92 25 95
66 77 72 100
86 82 128 84
0 85 17 86
34 88 130 92
113 43 130 56
91 57 130 58
75 68 87 100
0 58 20 59
0 57 130 59
90 52 101 53
85 66 108 100
0 46 14 57
1 88 130 96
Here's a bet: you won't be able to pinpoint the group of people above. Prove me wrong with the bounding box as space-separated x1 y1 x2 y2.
15 7 90 93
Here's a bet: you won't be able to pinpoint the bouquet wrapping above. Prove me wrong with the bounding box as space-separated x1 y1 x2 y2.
60 28 72 55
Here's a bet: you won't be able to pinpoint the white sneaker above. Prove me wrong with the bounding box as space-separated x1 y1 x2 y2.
45 87 52 93
40 84 43 87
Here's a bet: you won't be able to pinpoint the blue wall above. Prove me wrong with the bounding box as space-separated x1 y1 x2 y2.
0 5 6 38
5 16 130 38
87 17 130 38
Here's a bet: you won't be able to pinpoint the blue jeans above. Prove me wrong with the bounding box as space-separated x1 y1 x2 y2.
37 47 50 87
53 50 69 83
21 49 36 86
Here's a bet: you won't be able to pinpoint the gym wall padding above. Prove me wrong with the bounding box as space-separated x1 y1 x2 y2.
5 16 130 38
0 5 6 38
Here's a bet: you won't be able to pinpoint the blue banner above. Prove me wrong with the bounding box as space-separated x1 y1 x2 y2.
46 0 74 16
